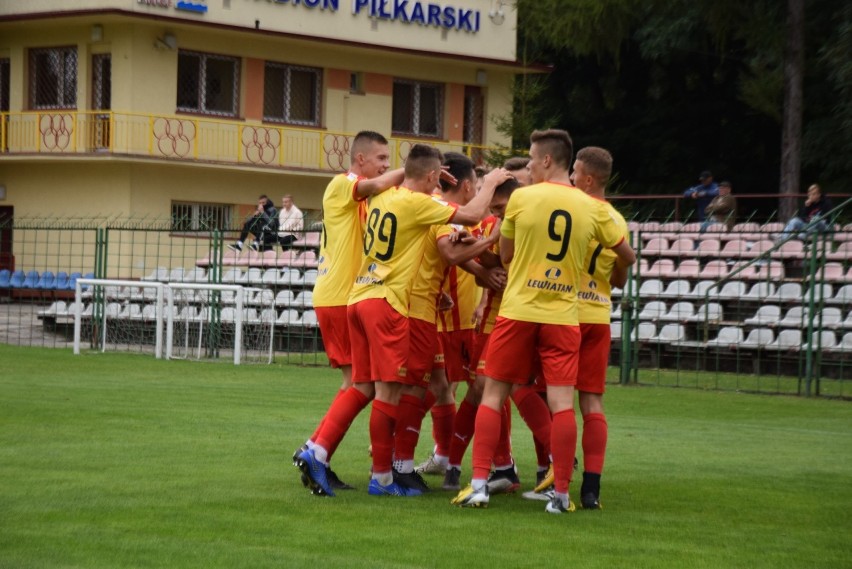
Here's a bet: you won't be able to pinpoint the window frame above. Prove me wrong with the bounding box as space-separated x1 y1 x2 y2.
176 50 241 118
29 46 78 110
391 78 444 139
170 200 234 234
262 61 323 127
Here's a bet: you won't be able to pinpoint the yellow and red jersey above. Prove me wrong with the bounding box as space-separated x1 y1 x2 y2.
478 216 503 334
578 203 628 324
408 224 453 324
498 182 625 326
438 221 483 332
313 172 367 308
348 186 458 317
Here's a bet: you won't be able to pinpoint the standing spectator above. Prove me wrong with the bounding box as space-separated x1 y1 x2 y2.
700 181 737 233
277 194 304 250
776 184 832 241
683 170 719 221
228 195 278 252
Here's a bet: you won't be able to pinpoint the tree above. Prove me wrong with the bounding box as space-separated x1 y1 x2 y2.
780 0 804 220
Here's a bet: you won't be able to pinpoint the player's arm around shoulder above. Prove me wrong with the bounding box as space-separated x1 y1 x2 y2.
353 168 405 200
599 203 636 268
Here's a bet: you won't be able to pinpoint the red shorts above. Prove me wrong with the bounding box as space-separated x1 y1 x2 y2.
576 323 610 394
315 306 351 368
406 317 441 387
347 298 408 383
440 329 475 383
484 317 580 387
472 332 490 377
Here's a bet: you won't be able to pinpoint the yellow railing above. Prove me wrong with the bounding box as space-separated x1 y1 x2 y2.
0 110 500 172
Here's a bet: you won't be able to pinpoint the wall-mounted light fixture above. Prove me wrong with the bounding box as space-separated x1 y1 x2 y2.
489 0 506 25
91 24 103 42
154 32 177 51
476 69 488 86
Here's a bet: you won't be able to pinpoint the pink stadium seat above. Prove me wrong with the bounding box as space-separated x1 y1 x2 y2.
819 262 847 282
733 260 785 280
304 232 322 247
696 239 721 257
674 259 701 279
699 223 727 237
642 237 668 256
827 242 852 261
296 251 319 268
658 222 684 240
643 259 675 278
663 238 695 257
744 240 774 258
699 260 729 280
772 240 804 259
274 250 299 268
639 221 660 232
720 239 749 258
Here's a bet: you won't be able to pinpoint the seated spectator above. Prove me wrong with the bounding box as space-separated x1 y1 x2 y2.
776 184 832 242
277 194 304 250
228 195 278 252
683 170 720 221
700 181 737 232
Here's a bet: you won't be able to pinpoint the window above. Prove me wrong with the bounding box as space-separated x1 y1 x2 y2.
171 201 233 233
177 51 240 117
263 62 322 126
29 47 78 109
0 58 10 112
392 79 443 137
92 54 111 110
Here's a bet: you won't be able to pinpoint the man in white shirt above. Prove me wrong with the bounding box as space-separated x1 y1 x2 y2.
278 194 304 250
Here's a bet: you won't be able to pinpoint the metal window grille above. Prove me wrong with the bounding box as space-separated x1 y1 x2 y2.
92 54 111 110
263 62 322 126
171 202 233 232
0 58 10 112
29 47 78 109
176 50 240 117
392 79 443 137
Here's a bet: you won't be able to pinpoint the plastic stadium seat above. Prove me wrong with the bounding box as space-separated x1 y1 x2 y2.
720 239 749 257
220 307 237 323
778 307 807 328
639 221 660 232
292 291 314 308
21 270 39 288
610 321 622 339
687 302 724 322
304 232 321 248
698 260 728 280
104 302 122 317
635 258 649 276
831 285 852 305
240 267 263 284
695 239 721 256
275 268 296 286
256 289 274 307
744 305 781 326
815 307 843 327
638 301 667 320
773 240 805 259
803 283 833 302
742 328 774 348
760 222 784 234
275 290 295 307
744 240 774 258
35 271 55 289
768 282 802 302
220 268 242 284
802 331 837 351
275 250 299 268
167 267 186 282
66 272 82 291
658 221 683 240
637 322 657 340
834 333 852 352
142 267 169 281
277 308 300 325
296 251 319 268
718 280 747 299
674 259 701 279
611 303 622 320
303 269 319 286
300 310 319 327
638 279 664 297
733 260 784 280
663 238 695 257
687 280 716 299
652 323 686 342
816 263 846 283
38 301 66 316
660 279 691 299
242 308 260 323
53 272 69 290
660 301 695 322
0 269 11 287
744 282 775 300
259 308 278 323
827 242 852 262
261 268 280 285
767 329 802 351
642 237 668 256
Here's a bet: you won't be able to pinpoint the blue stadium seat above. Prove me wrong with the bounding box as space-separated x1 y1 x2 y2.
22 271 39 288
67 272 83 291
9 270 25 288
80 272 95 292
0 269 10 287
36 271 55 289
54 272 69 290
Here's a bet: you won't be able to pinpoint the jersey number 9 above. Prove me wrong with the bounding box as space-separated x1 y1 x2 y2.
364 209 398 261
546 209 572 262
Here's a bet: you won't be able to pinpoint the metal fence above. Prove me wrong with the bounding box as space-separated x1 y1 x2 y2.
0 201 849 395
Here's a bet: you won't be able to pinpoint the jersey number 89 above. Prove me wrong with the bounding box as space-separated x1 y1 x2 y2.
364 209 398 261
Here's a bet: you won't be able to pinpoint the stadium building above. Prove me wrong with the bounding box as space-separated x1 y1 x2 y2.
0 0 526 273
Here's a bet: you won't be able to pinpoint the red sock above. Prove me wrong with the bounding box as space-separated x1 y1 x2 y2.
471 405 502 480
511 386 552 463
370 399 398 475
551 409 577 494
431 403 456 457
309 388 346 443
448 399 477 466
393 394 426 462
582 412 608 474
422 390 437 413
314 387 370 459
493 399 513 467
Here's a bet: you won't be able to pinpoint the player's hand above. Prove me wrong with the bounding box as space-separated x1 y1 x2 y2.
439 167 458 187
482 267 507 291
449 230 474 244
471 303 484 327
438 292 454 311
482 168 513 189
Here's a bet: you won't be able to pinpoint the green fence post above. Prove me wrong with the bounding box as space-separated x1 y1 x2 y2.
803 230 822 396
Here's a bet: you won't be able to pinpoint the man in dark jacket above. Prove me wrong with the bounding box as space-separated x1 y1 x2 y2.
683 170 719 222
229 195 279 252
776 184 832 241
700 181 737 232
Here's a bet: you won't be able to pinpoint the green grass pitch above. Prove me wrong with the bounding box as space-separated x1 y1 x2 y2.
1 345 850 568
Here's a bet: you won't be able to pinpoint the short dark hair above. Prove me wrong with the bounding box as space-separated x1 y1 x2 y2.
575 147 613 184
719 181 731 188
258 194 269 200
494 177 521 198
404 144 443 179
530 129 573 169
440 152 476 192
351 131 388 159
502 156 529 172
